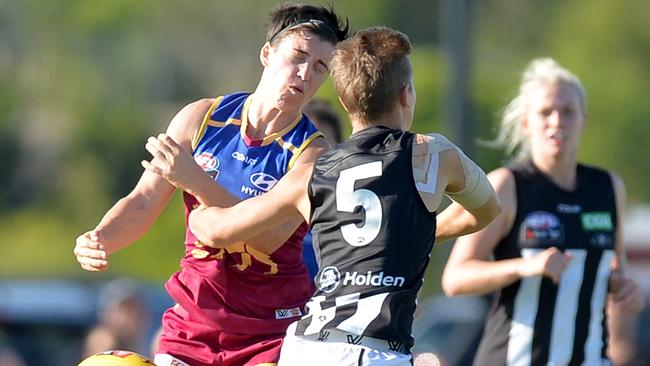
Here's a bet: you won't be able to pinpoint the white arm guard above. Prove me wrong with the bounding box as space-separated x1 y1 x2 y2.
412 133 491 212
445 147 492 209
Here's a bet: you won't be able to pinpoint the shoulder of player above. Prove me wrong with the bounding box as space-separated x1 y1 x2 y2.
605 169 625 191
181 98 215 122
487 167 515 190
486 168 516 204
486 167 517 222
165 98 215 147
412 132 456 165
411 132 454 150
605 169 627 210
293 135 329 166
412 132 468 172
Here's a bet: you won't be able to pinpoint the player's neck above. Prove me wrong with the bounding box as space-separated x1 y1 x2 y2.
246 95 300 139
351 109 406 134
532 155 578 191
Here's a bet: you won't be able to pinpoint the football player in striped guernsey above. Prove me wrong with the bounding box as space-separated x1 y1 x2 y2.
441 58 645 366
301 98 344 279
189 27 501 365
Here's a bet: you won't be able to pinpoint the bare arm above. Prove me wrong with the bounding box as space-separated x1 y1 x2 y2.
188 163 313 254
434 148 501 242
243 137 328 250
141 131 329 209
435 197 501 243
441 168 572 296
605 171 645 365
412 133 500 242
74 99 213 271
607 171 644 313
143 131 328 253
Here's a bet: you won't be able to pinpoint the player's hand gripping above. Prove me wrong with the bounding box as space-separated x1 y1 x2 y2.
74 230 109 272
142 133 204 191
519 247 572 284
609 270 645 314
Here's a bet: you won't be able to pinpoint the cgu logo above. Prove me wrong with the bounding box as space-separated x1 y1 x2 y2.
581 212 613 231
250 172 278 192
231 151 258 166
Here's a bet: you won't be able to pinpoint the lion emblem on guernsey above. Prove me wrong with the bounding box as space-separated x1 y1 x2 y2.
191 241 278 275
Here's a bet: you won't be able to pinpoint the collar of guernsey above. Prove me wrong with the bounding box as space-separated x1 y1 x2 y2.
191 92 324 170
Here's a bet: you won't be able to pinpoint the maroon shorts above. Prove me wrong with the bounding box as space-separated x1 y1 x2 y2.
156 305 284 366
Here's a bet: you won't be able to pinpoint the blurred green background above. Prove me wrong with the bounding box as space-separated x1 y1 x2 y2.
0 0 648 297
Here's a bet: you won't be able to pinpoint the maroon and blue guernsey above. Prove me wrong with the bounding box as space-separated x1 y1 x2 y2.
160 92 321 364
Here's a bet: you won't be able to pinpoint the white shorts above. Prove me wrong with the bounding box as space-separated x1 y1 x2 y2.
278 324 412 366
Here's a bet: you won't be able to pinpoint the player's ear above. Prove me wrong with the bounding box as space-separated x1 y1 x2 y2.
521 116 531 136
260 42 272 67
337 96 350 114
398 82 413 109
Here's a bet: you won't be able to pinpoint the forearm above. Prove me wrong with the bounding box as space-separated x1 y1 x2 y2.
190 201 292 250
435 205 479 243
184 172 239 208
190 184 306 253
189 207 230 247
436 196 500 243
94 194 169 254
442 258 525 296
245 216 304 254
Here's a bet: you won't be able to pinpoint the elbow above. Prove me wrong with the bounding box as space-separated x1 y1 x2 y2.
475 196 502 231
195 225 235 248
441 271 463 297
486 193 503 221
441 261 481 297
441 283 456 297
197 230 226 248
488 199 503 223
189 212 230 248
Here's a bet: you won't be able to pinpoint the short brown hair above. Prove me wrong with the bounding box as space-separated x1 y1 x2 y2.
266 3 349 46
331 27 412 121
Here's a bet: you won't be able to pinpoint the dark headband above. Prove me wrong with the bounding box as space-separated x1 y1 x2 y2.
269 19 332 43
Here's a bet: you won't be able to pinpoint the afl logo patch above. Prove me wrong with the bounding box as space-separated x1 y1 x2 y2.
195 152 219 171
526 211 560 229
520 211 564 246
318 266 341 293
250 172 278 192
195 152 220 180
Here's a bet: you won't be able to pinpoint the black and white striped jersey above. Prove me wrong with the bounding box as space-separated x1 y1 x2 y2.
474 161 617 366
294 126 437 350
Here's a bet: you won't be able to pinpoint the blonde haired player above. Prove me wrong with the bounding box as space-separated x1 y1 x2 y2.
441 58 644 365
